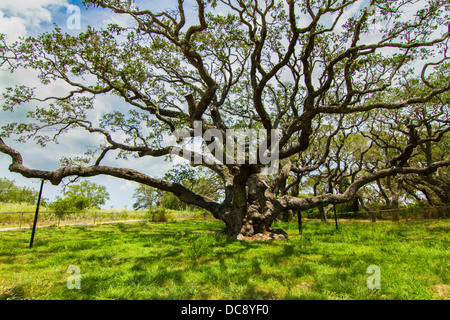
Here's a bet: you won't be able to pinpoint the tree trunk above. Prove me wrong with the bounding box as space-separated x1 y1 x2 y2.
369 211 377 223
391 198 400 222
391 176 404 222
349 197 359 213
217 172 288 240
318 205 328 222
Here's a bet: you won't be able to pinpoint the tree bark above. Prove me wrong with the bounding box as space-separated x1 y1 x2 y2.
215 172 287 239
1 137 450 239
318 205 328 222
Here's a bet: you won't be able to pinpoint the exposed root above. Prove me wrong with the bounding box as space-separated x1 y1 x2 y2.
236 229 288 241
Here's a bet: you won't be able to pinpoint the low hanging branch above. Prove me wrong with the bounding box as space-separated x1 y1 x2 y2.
1 0 449 238
0 137 221 215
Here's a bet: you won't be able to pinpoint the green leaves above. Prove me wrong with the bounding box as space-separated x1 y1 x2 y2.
49 180 110 212
0 177 39 204
1 86 35 112
50 194 92 212
64 180 110 208
1 94 96 147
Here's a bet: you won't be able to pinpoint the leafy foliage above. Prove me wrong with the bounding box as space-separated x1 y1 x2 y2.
49 194 91 212
63 181 110 208
144 208 175 223
0 178 40 205
49 181 110 212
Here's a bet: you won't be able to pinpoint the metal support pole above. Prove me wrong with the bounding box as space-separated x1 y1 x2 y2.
297 211 302 235
333 204 338 230
30 179 45 248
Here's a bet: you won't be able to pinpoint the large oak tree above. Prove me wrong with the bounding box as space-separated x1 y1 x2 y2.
1 0 449 238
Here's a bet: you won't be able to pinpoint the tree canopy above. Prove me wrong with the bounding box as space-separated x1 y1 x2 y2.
63 180 110 208
0 0 449 238
49 180 110 211
0 177 40 204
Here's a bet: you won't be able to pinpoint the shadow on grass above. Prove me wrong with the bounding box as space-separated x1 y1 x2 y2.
4 220 448 299
0 284 26 300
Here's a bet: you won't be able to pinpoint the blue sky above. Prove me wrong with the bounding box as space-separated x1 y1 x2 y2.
0 0 178 209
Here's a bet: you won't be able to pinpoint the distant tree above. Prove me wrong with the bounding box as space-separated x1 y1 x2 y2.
132 164 223 210
49 180 109 212
49 194 91 212
132 184 159 210
0 177 40 204
63 180 110 208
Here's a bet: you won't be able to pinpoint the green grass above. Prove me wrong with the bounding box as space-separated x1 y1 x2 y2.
0 219 449 300
0 204 209 229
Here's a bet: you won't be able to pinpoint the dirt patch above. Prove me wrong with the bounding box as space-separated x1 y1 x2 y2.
236 229 288 241
435 284 450 299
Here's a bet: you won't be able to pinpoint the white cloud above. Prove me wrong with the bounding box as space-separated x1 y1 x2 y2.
0 0 69 42
101 9 134 28
0 11 27 41
120 180 134 191
0 0 68 24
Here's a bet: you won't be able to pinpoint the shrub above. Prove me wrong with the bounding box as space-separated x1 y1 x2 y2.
192 210 211 219
145 208 174 222
49 194 91 212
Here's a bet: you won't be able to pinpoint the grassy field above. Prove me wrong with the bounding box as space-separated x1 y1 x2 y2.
0 202 146 229
0 203 210 229
0 219 449 300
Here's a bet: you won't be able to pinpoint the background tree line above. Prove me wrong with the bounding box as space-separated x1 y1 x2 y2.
0 178 110 212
